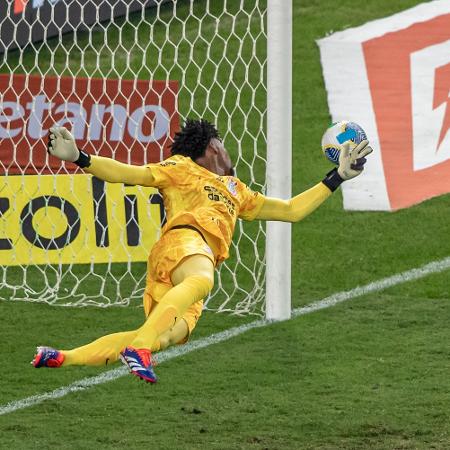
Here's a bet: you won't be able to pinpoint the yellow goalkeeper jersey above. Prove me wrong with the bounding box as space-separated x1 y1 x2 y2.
146 155 265 264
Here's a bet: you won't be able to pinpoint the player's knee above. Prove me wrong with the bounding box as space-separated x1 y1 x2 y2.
189 274 214 298
171 254 214 286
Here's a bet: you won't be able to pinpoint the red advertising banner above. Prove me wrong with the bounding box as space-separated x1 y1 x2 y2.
0 74 179 175
319 2 450 211
363 13 450 210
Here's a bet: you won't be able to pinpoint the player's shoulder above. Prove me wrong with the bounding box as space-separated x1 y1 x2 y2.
216 176 239 197
158 154 185 166
147 154 190 171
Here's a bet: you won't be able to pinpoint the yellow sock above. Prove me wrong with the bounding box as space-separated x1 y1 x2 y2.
61 314 195 366
62 330 138 366
130 275 213 350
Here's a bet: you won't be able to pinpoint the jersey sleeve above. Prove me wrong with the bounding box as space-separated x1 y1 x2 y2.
237 180 265 221
145 158 179 189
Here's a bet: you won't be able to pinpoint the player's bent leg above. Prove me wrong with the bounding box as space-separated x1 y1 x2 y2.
130 254 213 349
34 321 190 369
121 255 213 382
48 292 198 370
61 330 139 366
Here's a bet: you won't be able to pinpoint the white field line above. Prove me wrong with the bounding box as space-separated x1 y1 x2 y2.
1 255 449 417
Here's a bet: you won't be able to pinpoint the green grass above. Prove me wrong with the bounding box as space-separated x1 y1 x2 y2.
1 0 450 448
1 273 449 449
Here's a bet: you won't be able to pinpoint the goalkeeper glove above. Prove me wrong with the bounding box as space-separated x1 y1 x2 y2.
322 139 373 192
47 126 91 168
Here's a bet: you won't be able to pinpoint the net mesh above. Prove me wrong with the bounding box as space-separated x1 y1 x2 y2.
0 0 267 315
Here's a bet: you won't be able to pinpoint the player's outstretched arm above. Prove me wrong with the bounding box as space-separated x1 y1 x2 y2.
47 126 155 186
255 183 331 222
255 140 373 222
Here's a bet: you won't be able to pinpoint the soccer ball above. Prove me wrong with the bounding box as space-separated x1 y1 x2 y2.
321 121 367 165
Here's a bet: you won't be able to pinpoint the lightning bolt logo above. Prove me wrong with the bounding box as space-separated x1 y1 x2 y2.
433 62 450 150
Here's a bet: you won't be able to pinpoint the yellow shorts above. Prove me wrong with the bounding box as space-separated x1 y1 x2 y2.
143 227 215 343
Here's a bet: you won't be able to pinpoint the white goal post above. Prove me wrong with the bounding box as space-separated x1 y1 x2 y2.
266 0 292 321
0 0 292 320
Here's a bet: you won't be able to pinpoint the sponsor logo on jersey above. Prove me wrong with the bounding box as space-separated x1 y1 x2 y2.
204 185 236 215
226 179 238 197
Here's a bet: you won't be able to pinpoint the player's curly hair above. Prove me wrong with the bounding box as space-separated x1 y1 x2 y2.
170 118 221 159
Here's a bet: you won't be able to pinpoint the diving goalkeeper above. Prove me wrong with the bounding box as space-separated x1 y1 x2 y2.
33 119 372 383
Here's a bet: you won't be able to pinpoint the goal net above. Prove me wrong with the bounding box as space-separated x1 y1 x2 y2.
0 0 269 315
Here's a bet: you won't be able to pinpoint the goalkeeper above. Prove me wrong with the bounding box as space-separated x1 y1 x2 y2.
33 119 372 383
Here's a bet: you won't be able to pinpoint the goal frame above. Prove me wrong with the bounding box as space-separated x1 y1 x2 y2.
265 0 292 321
0 0 292 318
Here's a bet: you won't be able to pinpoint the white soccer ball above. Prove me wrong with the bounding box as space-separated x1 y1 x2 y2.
321 121 367 165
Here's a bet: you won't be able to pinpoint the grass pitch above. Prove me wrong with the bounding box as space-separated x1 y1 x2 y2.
1 0 450 448
1 271 449 449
